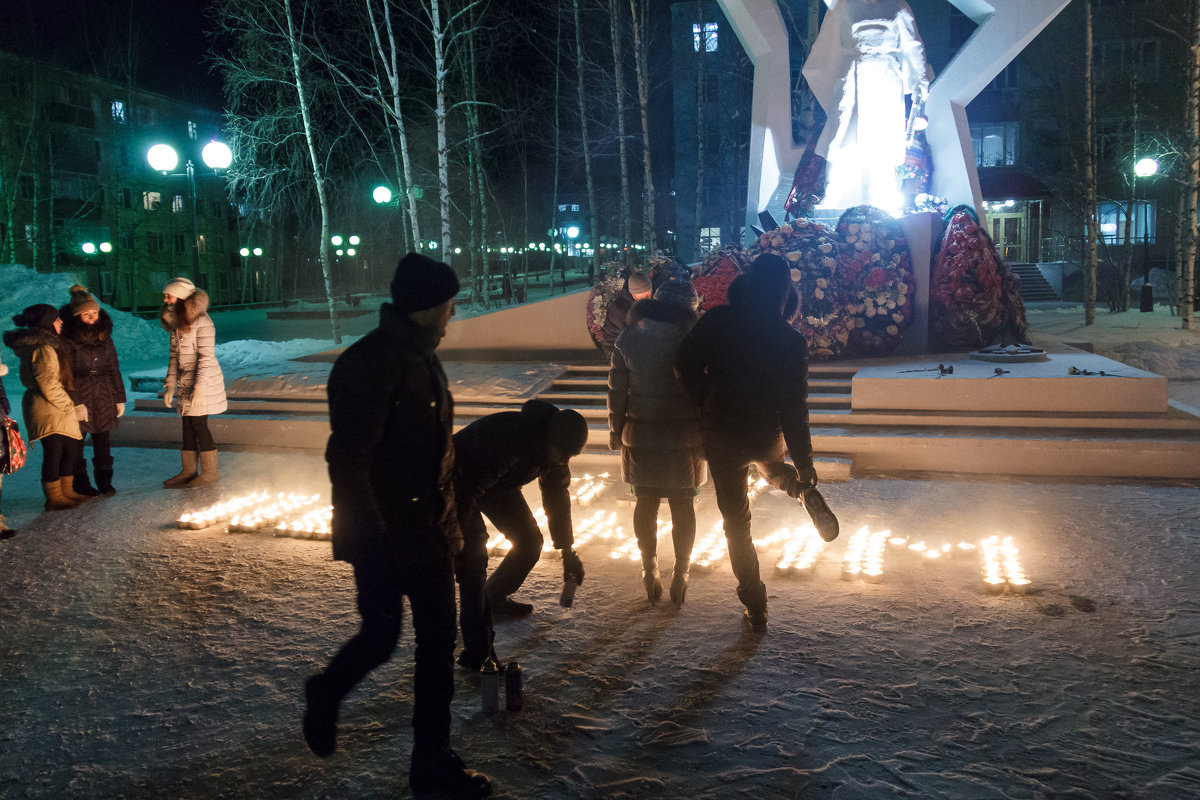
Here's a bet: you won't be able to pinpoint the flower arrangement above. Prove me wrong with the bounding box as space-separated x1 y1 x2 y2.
928 207 1005 348
692 246 746 312
834 207 915 357
585 262 634 349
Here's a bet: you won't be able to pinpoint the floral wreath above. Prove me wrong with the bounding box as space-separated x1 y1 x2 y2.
834 207 915 357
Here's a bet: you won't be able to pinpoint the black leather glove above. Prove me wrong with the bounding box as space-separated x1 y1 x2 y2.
561 548 585 585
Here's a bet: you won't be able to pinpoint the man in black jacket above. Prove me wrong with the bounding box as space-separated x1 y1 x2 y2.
454 399 588 668
305 253 491 799
600 272 653 359
676 254 829 634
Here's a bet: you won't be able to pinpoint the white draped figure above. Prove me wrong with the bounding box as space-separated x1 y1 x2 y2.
803 0 932 212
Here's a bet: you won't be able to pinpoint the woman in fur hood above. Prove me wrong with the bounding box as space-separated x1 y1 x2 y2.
59 285 126 496
159 277 227 488
3 304 90 510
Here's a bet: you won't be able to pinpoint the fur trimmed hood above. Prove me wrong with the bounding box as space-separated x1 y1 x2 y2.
160 288 211 333
3 325 74 393
61 306 115 344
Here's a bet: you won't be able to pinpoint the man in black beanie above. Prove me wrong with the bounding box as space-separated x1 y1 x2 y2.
452 399 589 669
307 252 492 798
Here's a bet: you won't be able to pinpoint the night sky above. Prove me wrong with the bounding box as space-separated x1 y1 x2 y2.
0 0 224 108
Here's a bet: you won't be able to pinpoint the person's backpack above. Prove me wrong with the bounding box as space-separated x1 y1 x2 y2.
0 416 27 474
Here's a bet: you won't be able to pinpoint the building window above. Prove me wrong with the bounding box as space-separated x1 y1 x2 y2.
19 175 35 200
1095 38 1160 82
121 231 135 249
142 191 161 211
970 123 1018 167
188 121 198 140
698 226 721 256
172 195 184 213
174 234 187 253
197 234 207 254
693 21 718 52
100 271 115 296
111 100 126 124
1098 201 1156 244
24 223 36 242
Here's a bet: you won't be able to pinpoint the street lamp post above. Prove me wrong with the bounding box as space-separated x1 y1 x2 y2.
1134 156 1158 312
147 141 232 284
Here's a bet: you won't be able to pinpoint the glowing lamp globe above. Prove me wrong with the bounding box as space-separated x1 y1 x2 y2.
566 226 580 239
202 141 232 170
348 235 360 246
147 144 179 172
99 242 112 253
1134 157 1159 178
240 247 250 257
253 247 262 256
372 186 392 204
81 242 97 254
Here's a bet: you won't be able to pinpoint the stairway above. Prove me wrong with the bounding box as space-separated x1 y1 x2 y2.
1009 263 1059 301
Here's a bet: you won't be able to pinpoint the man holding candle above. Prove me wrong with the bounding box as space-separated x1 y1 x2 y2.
305 253 492 799
453 399 589 669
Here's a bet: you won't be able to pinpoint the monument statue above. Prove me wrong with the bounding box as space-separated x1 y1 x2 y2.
803 0 932 212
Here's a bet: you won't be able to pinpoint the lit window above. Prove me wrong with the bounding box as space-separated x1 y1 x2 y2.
188 121 198 140
197 234 207 254
1098 201 1156 244
970 123 1018 167
172 195 184 213
142 191 161 211
111 100 126 124
693 22 718 52
698 226 721 256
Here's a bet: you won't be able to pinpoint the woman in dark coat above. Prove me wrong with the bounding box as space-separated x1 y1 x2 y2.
60 285 126 496
608 280 707 606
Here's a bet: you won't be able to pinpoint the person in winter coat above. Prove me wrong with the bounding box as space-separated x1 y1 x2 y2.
305 253 492 799
675 254 833 633
59 286 126 496
452 399 589 669
160 277 227 488
600 272 653 359
3 304 90 511
608 280 707 607
0 354 17 537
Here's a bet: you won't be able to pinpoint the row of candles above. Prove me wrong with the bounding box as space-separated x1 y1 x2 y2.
176 477 1032 593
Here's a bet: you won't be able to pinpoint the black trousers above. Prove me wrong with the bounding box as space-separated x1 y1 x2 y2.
181 416 215 452
455 505 494 662
40 434 83 482
704 431 807 611
319 548 457 754
479 488 544 603
74 430 113 475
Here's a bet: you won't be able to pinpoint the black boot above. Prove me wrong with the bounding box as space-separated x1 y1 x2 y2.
72 463 101 497
738 582 768 633
302 674 339 758
409 748 493 799
0 487 15 539
93 456 116 496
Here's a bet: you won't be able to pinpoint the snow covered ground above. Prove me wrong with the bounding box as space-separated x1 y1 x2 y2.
0 450 1197 799
2 263 1199 798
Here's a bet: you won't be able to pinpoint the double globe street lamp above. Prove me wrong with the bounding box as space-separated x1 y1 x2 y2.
147 140 233 282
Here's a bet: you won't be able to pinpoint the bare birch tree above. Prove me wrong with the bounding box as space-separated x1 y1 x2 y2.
629 0 656 253
1085 0 1099 325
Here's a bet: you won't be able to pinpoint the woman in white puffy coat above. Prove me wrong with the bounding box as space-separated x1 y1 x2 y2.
160 277 227 488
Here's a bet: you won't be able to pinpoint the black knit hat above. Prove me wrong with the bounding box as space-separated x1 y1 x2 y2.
548 409 589 457
13 304 61 331
390 253 460 313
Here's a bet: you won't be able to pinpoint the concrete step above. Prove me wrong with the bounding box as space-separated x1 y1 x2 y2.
1010 264 1059 301
536 391 853 410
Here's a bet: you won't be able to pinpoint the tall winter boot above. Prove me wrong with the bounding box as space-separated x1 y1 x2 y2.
59 476 92 503
189 449 219 487
163 451 198 489
93 457 116 496
43 481 80 511
641 555 663 606
71 462 100 497
670 559 690 607
0 487 17 538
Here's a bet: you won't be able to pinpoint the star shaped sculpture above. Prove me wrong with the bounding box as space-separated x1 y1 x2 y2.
718 0 1071 228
